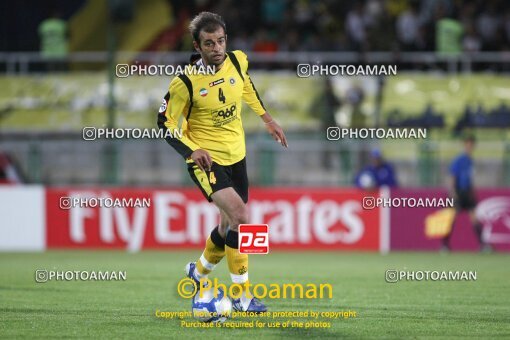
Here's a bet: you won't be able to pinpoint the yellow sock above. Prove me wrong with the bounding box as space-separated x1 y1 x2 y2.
196 236 225 276
225 230 252 302
225 245 249 283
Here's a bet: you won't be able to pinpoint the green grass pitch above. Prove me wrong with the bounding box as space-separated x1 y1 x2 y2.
1 251 509 339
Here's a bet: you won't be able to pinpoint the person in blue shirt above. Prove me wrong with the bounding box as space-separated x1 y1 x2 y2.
442 135 491 252
354 148 397 189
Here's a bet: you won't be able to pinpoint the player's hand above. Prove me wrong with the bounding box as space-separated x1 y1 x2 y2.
265 121 288 148
191 149 212 172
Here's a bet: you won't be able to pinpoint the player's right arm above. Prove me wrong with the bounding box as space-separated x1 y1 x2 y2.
158 77 212 171
158 77 200 159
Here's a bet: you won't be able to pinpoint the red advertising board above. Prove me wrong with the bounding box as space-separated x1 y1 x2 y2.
390 188 510 252
46 187 381 251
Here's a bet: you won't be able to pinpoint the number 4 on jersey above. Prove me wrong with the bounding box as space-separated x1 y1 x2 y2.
209 171 217 184
218 88 226 104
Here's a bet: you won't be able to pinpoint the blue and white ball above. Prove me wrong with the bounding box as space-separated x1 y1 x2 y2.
192 288 232 323
359 171 376 189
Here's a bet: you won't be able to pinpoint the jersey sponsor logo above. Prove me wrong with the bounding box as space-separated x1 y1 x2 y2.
158 99 167 113
211 103 237 127
209 78 225 87
229 77 236 85
199 88 208 97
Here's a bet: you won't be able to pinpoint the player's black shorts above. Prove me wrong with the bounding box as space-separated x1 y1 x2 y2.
187 158 248 203
454 189 477 210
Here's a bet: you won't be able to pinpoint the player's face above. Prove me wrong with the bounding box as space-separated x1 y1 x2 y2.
195 28 227 67
465 140 475 154
372 158 382 167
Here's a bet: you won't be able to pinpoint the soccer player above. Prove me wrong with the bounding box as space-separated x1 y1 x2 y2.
157 12 287 312
442 135 491 252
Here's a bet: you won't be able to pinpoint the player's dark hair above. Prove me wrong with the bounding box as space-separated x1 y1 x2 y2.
189 12 226 43
463 133 476 143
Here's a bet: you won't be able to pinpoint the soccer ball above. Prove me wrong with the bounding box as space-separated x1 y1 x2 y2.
359 171 376 189
192 287 232 323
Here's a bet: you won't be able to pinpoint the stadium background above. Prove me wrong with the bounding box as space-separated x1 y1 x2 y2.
1 0 510 338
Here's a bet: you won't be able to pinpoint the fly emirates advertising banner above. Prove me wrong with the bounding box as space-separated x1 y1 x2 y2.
45 188 381 251
2 186 508 252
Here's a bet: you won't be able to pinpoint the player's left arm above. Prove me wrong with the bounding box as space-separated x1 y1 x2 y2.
260 111 288 148
236 51 288 148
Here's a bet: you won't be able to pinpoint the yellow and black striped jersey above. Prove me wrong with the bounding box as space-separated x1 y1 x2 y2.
158 50 266 166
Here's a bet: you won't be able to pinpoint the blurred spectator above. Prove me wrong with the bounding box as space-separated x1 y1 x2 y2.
396 2 420 51
365 0 385 24
463 23 481 53
292 0 316 35
38 9 69 72
252 29 278 52
163 1 510 57
312 78 341 169
435 6 463 55
262 0 287 26
476 4 501 51
9 0 510 67
346 84 366 128
345 2 369 52
354 149 398 189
